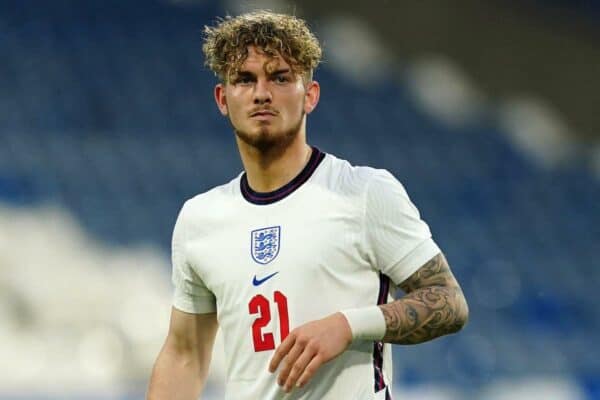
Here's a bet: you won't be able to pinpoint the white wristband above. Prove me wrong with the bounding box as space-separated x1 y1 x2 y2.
340 306 386 341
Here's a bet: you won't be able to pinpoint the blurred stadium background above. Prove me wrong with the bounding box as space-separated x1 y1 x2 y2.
1 0 599 399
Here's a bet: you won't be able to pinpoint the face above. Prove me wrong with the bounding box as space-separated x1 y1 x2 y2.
214 46 320 151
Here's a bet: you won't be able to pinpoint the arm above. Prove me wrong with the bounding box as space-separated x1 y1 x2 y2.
147 307 218 400
380 252 469 344
269 253 468 392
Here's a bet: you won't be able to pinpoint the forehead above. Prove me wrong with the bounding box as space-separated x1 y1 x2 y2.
238 46 291 73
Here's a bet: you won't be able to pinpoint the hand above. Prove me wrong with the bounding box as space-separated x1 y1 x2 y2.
268 312 352 393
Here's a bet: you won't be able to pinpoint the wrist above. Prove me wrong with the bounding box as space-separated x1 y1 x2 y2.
339 306 386 341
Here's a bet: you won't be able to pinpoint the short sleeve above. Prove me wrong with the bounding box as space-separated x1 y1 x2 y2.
364 170 440 285
171 202 217 314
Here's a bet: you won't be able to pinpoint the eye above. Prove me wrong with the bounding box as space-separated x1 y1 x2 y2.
274 75 289 84
234 75 253 85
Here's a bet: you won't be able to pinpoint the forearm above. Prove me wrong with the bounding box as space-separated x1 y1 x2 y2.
147 343 208 400
379 284 468 344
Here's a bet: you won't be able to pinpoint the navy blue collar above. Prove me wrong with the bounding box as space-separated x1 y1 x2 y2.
240 146 326 205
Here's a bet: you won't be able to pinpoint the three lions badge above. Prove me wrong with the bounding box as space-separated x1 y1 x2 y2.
251 226 281 265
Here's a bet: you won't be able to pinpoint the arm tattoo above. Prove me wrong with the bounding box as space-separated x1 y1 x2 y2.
380 253 469 344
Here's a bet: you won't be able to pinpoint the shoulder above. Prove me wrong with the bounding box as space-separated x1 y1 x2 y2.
178 173 242 221
319 152 399 196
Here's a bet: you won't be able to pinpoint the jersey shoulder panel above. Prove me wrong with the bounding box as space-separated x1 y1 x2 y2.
182 172 243 215
319 153 389 197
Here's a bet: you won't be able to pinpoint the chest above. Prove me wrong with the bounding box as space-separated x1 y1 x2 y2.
186 202 367 294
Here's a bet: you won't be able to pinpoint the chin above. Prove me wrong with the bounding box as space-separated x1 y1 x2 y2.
232 114 304 152
235 127 296 151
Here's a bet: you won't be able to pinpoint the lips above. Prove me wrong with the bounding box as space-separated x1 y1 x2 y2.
250 109 277 117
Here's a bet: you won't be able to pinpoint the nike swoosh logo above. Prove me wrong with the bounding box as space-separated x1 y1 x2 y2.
252 271 280 286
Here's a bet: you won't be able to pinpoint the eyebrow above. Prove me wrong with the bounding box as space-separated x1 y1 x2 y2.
269 69 291 75
235 68 291 77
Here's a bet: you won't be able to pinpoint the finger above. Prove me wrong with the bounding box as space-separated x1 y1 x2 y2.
284 346 317 392
296 354 324 389
277 340 306 386
269 334 296 373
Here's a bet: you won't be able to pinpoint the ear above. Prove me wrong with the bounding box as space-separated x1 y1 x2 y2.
303 80 320 114
214 83 229 116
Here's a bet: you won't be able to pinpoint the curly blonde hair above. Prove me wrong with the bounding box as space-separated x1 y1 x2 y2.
202 11 322 83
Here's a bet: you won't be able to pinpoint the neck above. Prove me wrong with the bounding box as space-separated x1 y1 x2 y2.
237 133 312 193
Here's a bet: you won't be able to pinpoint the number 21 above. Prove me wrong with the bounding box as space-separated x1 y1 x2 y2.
248 291 289 352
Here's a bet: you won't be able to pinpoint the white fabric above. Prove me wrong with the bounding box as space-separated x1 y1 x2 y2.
340 306 386 341
171 152 441 400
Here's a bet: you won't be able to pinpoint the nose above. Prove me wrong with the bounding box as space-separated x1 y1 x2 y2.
253 78 272 104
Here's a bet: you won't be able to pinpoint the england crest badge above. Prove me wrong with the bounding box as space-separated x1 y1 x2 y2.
251 226 281 265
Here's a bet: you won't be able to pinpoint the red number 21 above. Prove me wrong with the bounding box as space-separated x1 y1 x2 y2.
248 291 289 352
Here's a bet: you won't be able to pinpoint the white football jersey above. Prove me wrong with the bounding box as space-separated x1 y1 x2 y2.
172 147 440 400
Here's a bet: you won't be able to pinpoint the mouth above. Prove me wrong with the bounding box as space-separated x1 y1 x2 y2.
250 109 277 118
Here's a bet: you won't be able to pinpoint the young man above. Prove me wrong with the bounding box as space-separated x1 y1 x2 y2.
147 11 468 400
